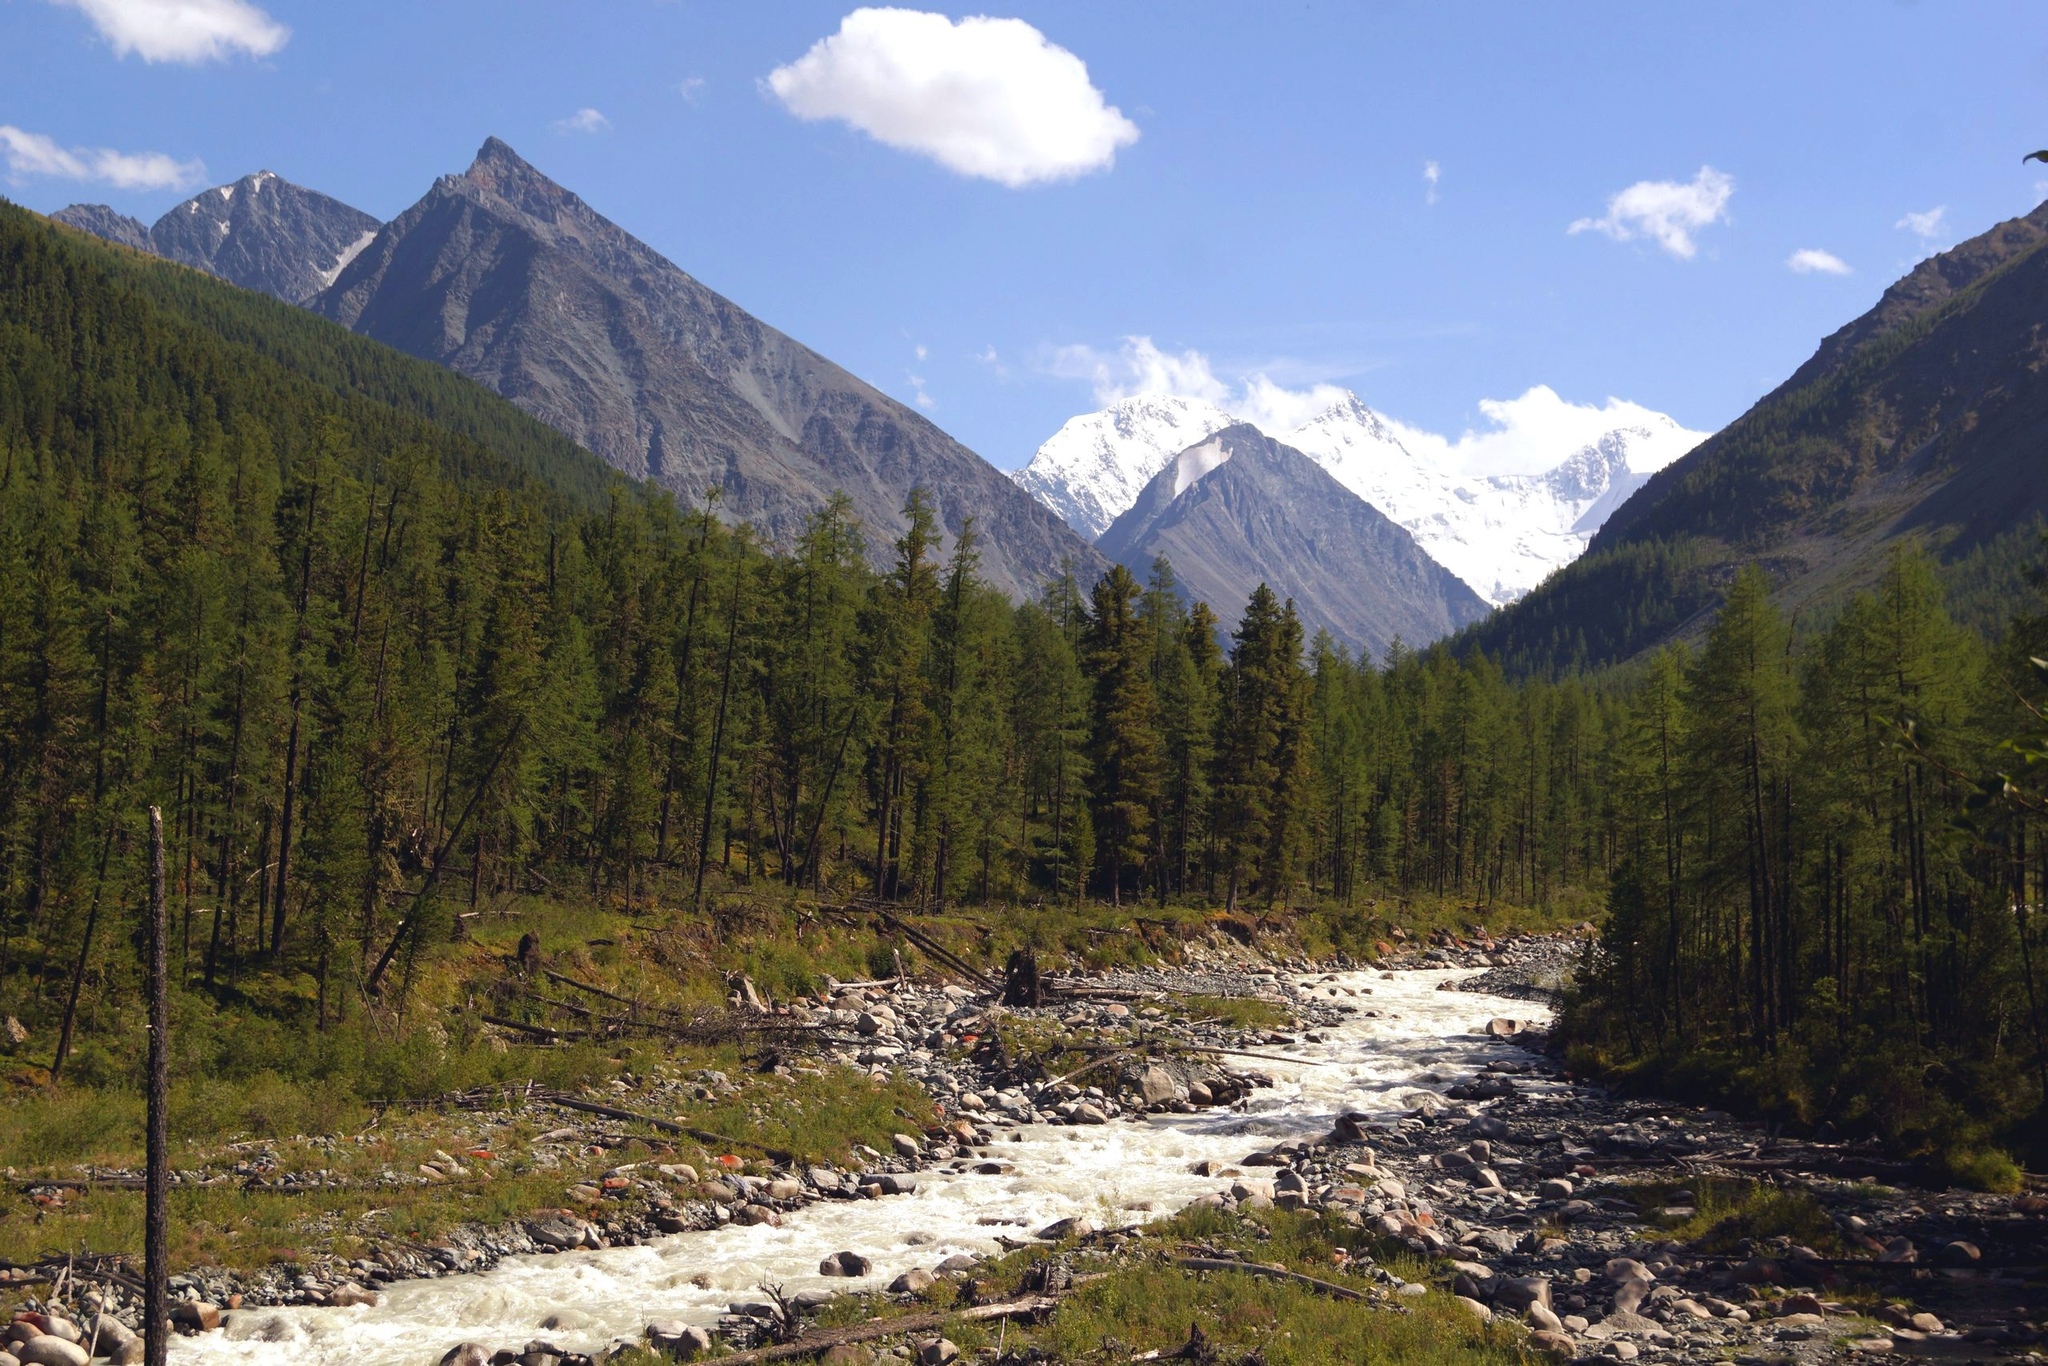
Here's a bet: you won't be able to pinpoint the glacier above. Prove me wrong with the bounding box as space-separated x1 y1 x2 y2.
1012 390 1708 606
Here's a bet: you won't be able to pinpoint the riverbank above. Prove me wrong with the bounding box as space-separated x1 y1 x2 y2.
8 915 2047 1366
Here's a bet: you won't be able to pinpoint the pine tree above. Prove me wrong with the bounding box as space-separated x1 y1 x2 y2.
1084 563 1163 908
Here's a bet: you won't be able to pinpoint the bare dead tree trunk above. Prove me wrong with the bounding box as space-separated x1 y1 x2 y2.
49 824 114 1084
145 806 169 1366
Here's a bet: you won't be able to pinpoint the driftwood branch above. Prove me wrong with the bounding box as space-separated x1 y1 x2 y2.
706 1296 1057 1366
1174 1257 1365 1300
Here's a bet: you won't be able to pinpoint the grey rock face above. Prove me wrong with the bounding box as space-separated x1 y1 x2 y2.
49 204 149 251
313 138 1101 598
147 172 381 304
1097 424 1490 654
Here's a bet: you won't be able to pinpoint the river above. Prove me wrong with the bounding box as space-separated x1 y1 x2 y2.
183 968 1551 1366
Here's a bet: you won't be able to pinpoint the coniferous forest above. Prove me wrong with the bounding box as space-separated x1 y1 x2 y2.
7 196 2048 1169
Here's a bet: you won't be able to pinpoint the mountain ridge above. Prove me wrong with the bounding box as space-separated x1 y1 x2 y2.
314 137 1101 597
1098 423 1490 655
1463 199 2048 675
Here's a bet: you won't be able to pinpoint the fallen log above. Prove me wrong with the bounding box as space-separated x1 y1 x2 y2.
1174 1257 1365 1300
705 1295 1058 1366
534 1091 796 1165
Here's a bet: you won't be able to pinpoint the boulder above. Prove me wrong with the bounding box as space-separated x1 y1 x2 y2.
1493 1277 1552 1314
1935 1240 1981 1267
732 1204 781 1227
540 1311 595 1331
527 1215 594 1250
820 1251 872 1278
81 1316 135 1358
889 1269 936 1294
1068 1103 1108 1125
440 1345 492 1366
327 1283 380 1308
916 1342 958 1366
167 1303 223 1335
646 1324 714 1361
1036 1216 1096 1241
1536 1178 1574 1200
1527 1330 1575 1360
934 1255 978 1274
891 1134 921 1160
14 1341 86 1366
1454 1296 1493 1324
1527 1303 1565 1333
1139 1067 1180 1106
108 1343 144 1366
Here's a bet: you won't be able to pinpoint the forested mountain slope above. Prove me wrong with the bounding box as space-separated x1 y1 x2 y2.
316 138 1101 599
1462 200 2048 674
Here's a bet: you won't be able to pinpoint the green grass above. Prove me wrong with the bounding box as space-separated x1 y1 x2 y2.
1627 1177 1844 1255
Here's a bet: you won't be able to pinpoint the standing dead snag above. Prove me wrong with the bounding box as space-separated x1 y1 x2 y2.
144 807 169 1366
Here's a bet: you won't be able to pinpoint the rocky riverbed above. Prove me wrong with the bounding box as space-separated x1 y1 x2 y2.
8 929 2048 1366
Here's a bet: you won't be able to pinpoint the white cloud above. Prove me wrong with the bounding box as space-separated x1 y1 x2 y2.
551 108 611 135
1569 165 1734 259
1895 205 1946 239
678 76 707 105
1786 247 1851 276
914 343 928 361
1387 386 1704 478
1423 160 1440 205
0 124 204 190
907 373 935 410
1052 338 1703 478
765 7 1138 188
52 0 287 63
1051 336 1350 442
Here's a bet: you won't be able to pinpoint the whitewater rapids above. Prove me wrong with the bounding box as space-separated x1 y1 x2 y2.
182 969 1550 1366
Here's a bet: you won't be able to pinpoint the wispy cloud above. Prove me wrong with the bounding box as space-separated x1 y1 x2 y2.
50 0 287 63
0 124 204 190
1423 160 1440 206
1048 337 1706 478
765 7 1138 187
551 108 611 135
1895 205 1946 239
1389 386 1707 478
1786 247 1851 276
1048 336 1350 434
678 76 707 105
1570 165 1734 259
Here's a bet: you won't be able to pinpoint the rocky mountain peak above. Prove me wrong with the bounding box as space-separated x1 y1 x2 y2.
313 138 1098 598
147 171 380 304
456 137 589 226
50 204 149 252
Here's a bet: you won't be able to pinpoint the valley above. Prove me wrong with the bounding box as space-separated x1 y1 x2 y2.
10 11 2048 1366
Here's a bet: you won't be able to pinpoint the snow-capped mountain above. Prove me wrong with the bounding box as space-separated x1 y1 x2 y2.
1285 400 1702 605
1011 394 1237 540
1015 388 1706 606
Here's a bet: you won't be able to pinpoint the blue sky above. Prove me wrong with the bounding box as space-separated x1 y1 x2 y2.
7 0 2048 472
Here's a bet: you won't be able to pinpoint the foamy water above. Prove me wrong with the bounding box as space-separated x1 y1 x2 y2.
184 969 1549 1366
